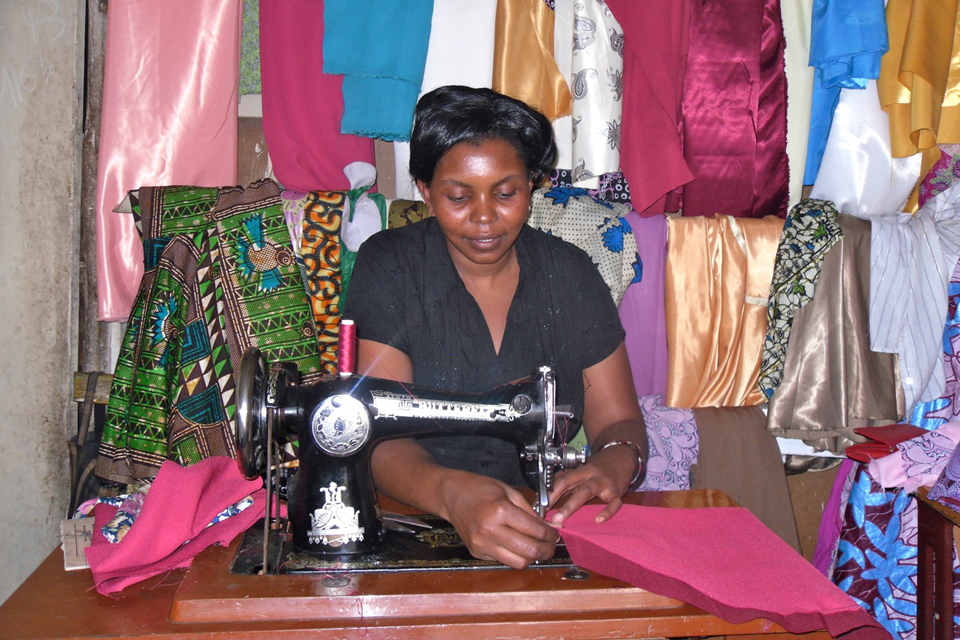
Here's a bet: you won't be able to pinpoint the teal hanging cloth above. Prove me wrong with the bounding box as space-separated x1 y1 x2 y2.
323 0 434 141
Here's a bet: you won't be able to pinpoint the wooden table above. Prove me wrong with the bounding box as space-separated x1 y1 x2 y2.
916 485 960 640
0 490 833 640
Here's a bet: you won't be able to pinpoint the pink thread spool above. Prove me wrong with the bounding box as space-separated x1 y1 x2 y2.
338 319 356 378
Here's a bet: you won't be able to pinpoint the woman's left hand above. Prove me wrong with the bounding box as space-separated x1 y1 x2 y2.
545 441 638 526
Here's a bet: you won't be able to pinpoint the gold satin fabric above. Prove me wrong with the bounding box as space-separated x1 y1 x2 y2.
765 214 904 455
492 0 572 120
665 215 784 408
879 0 960 211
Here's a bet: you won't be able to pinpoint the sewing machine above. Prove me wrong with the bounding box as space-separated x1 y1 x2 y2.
234 347 587 561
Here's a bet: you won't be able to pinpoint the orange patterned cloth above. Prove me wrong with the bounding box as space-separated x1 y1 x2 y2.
283 190 348 375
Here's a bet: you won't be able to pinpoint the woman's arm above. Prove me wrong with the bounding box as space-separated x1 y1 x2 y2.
358 338 559 569
546 342 648 525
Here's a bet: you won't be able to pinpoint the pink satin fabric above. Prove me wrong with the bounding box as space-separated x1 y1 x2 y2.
259 0 375 193
559 504 886 639
95 0 241 321
665 215 784 408
680 0 789 218
605 0 693 215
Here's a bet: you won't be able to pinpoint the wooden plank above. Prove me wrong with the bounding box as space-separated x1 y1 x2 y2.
72 371 113 404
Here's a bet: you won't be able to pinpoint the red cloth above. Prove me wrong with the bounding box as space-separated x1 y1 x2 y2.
559 504 889 639
606 0 693 215
84 457 265 595
259 0 375 192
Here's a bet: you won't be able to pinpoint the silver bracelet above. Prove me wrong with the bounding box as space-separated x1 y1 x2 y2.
595 440 644 488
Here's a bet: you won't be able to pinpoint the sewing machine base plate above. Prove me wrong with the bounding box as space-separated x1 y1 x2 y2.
229 517 574 574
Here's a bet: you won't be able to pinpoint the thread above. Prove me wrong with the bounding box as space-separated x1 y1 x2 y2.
338 319 356 377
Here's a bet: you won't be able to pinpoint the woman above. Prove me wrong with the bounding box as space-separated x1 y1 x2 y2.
344 86 647 569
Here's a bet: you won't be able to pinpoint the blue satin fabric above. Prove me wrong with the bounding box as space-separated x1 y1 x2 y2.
803 0 889 185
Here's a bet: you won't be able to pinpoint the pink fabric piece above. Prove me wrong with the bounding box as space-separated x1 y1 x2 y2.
867 420 960 492
95 0 241 321
559 504 888 639
618 211 669 397
605 0 694 215
259 0 375 193
84 457 265 595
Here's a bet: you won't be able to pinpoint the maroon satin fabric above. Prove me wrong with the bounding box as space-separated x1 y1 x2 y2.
260 0 375 192
606 0 694 216
680 0 789 218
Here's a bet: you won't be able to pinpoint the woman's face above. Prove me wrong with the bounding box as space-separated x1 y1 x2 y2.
417 138 533 273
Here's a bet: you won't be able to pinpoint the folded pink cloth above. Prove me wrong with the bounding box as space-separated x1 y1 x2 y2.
559 504 889 639
85 457 265 595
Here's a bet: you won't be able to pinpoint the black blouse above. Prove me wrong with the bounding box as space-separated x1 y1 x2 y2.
344 218 624 485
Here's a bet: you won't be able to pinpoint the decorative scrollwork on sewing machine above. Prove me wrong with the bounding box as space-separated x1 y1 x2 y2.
235 347 587 559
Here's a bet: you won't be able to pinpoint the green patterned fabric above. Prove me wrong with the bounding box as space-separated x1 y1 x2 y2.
758 199 843 401
97 181 323 484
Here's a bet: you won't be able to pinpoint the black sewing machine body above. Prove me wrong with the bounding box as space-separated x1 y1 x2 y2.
235 348 585 560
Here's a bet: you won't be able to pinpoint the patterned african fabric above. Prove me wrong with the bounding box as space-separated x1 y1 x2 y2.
605 0 692 215
665 215 784 408
549 168 632 205
96 0 240 321
832 422 960 639
239 0 261 96
97 181 325 484
680 0 788 218
758 199 843 401
909 258 960 430
567 0 623 186
765 214 903 454
528 187 639 305
636 395 697 492
323 0 434 140
493 0 571 121
880 0 960 213
803 0 888 186
282 190 348 377
870 180 960 415
259 0 374 193
387 200 431 229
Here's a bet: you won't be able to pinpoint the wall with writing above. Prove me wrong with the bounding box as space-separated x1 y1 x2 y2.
0 0 82 604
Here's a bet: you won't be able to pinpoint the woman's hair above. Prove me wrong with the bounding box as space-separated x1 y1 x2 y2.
409 85 558 186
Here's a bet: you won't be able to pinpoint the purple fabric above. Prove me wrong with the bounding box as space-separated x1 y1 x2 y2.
637 395 698 491
813 458 856 577
618 211 669 397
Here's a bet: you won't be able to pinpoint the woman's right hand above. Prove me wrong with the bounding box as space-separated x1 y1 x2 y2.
438 471 560 570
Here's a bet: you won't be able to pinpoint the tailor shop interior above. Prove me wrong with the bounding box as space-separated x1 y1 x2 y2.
11 1 960 639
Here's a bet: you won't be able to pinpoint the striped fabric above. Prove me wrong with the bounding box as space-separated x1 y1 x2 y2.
870 180 960 414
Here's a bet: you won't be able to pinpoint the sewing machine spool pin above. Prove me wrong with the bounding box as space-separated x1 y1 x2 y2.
235 348 588 561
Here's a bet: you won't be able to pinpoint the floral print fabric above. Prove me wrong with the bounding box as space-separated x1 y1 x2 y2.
759 199 843 400
528 187 640 304
834 422 960 638
636 395 698 492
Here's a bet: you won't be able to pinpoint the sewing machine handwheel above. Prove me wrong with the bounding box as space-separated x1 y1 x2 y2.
235 348 269 479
